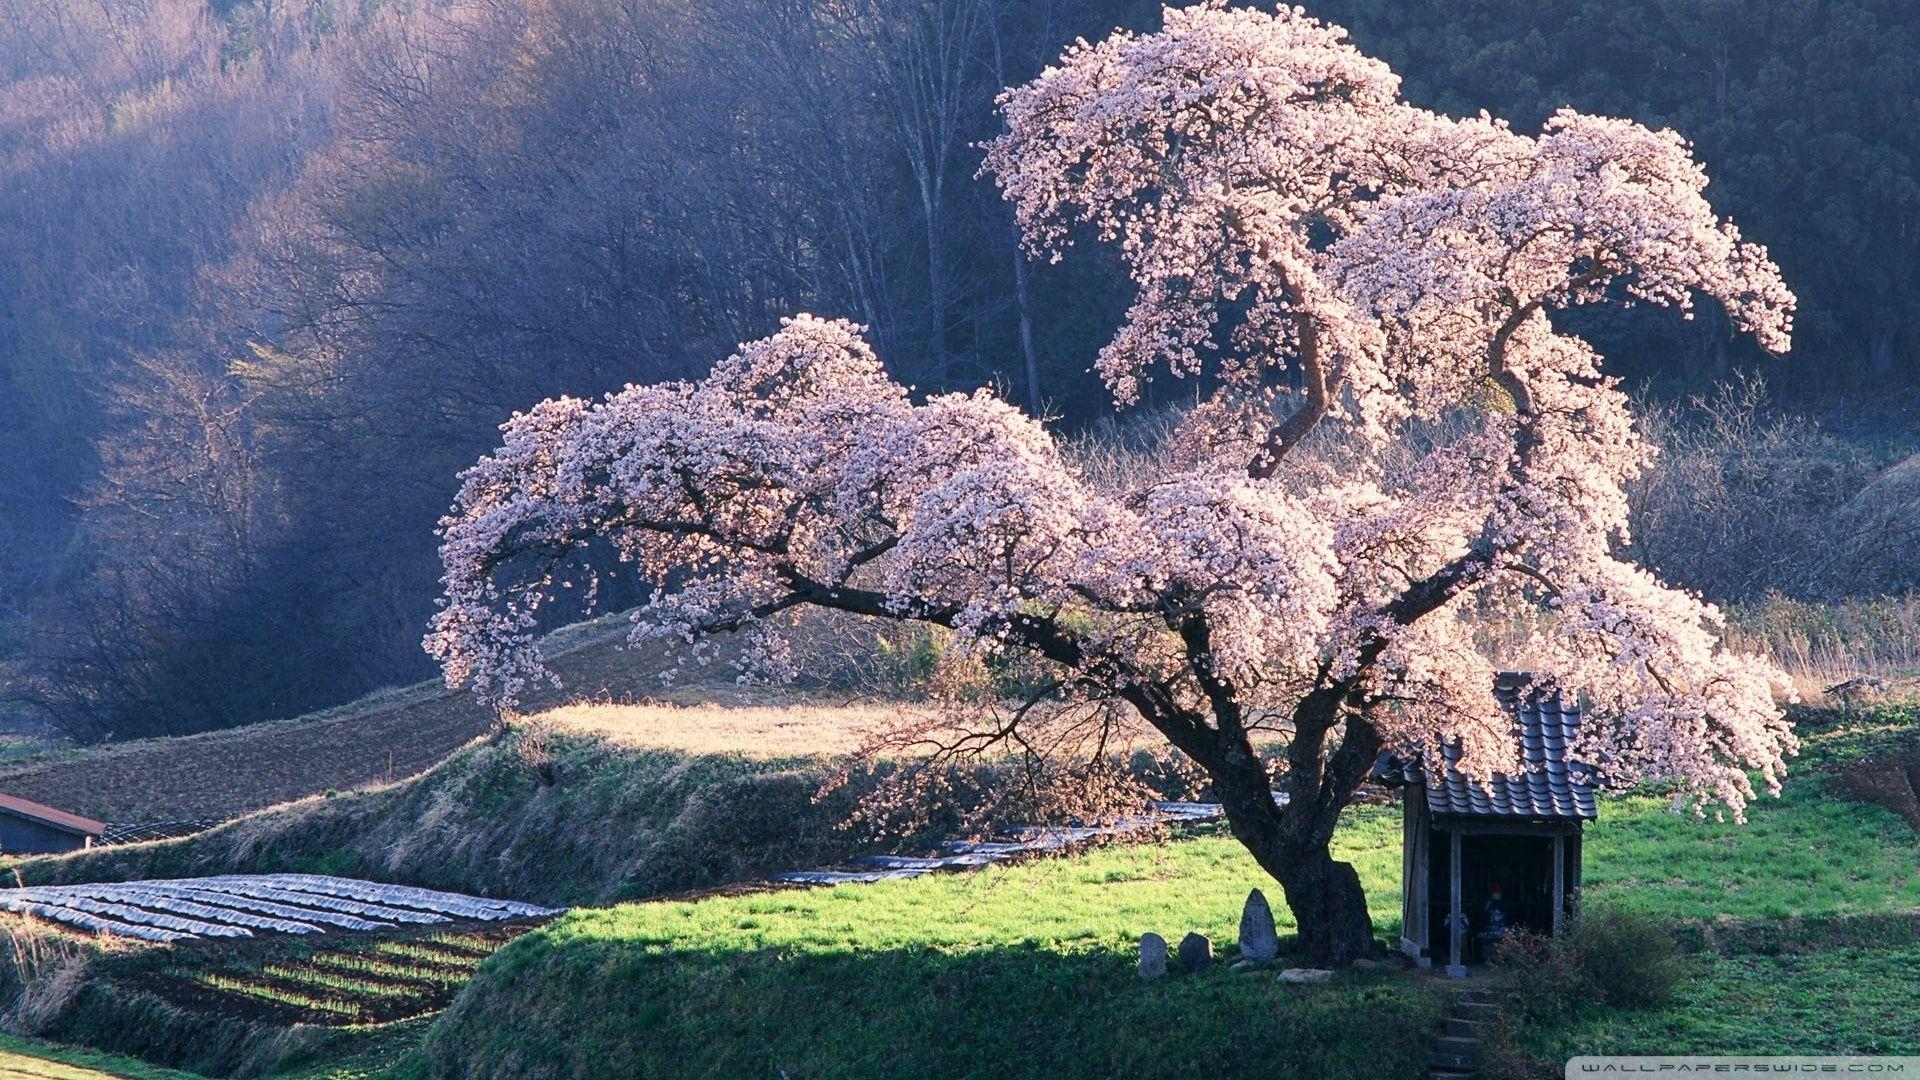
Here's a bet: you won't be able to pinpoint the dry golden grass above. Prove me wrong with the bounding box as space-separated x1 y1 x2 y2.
529 700 929 758
1723 595 1920 708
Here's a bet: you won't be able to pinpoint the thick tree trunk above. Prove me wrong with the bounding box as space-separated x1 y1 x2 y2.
1012 236 1041 416
1207 737 1378 968
1094 613 1387 968
1221 809 1377 967
1267 848 1376 967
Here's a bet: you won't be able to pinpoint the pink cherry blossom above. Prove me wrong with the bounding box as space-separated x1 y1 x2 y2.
428 4 1798 965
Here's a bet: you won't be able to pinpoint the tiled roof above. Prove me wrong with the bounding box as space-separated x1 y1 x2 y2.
1374 672 1598 821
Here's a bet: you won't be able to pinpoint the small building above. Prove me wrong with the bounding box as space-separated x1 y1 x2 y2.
1374 672 1596 976
0 793 106 855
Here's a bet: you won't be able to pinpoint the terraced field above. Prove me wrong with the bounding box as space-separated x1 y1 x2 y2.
0 625 750 823
143 926 523 1027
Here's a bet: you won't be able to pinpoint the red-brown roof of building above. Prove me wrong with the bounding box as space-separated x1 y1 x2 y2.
0 792 106 837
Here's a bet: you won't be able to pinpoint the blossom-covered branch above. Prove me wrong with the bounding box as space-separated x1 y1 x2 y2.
430 3 1799 965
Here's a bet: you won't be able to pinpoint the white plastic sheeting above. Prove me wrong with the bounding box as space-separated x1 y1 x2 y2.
120 883 391 931
0 898 190 943
0 874 563 942
770 794 1276 887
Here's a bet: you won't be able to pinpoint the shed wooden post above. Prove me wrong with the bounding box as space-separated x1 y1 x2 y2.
1400 795 1415 956
1400 786 1431 963
1446 830 1466 977
1551 832 1566 935
1569 833 1583 917
1411 798 1429 962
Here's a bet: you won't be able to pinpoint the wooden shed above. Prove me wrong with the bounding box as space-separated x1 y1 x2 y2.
0 793 105 855
1374 672 1597 976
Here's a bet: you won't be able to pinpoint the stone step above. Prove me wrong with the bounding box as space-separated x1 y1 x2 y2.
1431 992 1494 1076
1454 1002 1500 1022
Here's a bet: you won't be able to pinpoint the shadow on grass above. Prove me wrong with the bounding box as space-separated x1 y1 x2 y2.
410 937 1449 1080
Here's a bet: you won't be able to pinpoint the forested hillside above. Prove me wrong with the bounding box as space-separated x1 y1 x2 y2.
2 0 1916 741
1319 0 1920 389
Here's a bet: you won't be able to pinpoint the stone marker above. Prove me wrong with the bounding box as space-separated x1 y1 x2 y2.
1138 932 1168 979
1178 931 1212 972
1238 888 1280 962
1278 967 1333 984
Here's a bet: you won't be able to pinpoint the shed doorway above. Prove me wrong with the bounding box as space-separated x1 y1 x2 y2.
1428 834 1574 957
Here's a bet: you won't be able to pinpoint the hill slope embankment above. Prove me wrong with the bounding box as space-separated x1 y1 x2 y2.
0 622 783 824
8 707 918 908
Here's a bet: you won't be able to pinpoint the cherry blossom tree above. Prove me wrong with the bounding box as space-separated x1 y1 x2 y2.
427 2 1799 965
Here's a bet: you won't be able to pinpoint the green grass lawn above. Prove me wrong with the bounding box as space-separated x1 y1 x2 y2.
1583 785 1920 919
1496 778 1920 1071
407 809 1446 1079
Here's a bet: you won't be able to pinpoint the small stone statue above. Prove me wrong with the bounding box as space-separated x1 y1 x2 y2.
1138 932 1168 979
1178 931 1213 972
1238 888 1280 962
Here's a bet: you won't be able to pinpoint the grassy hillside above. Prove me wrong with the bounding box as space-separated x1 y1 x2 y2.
404 770 1920 1080
5 648 1914 1080
0 1034 207 1079
0 700 893 1078
409 815 1446 1080
7 733 1917 1079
